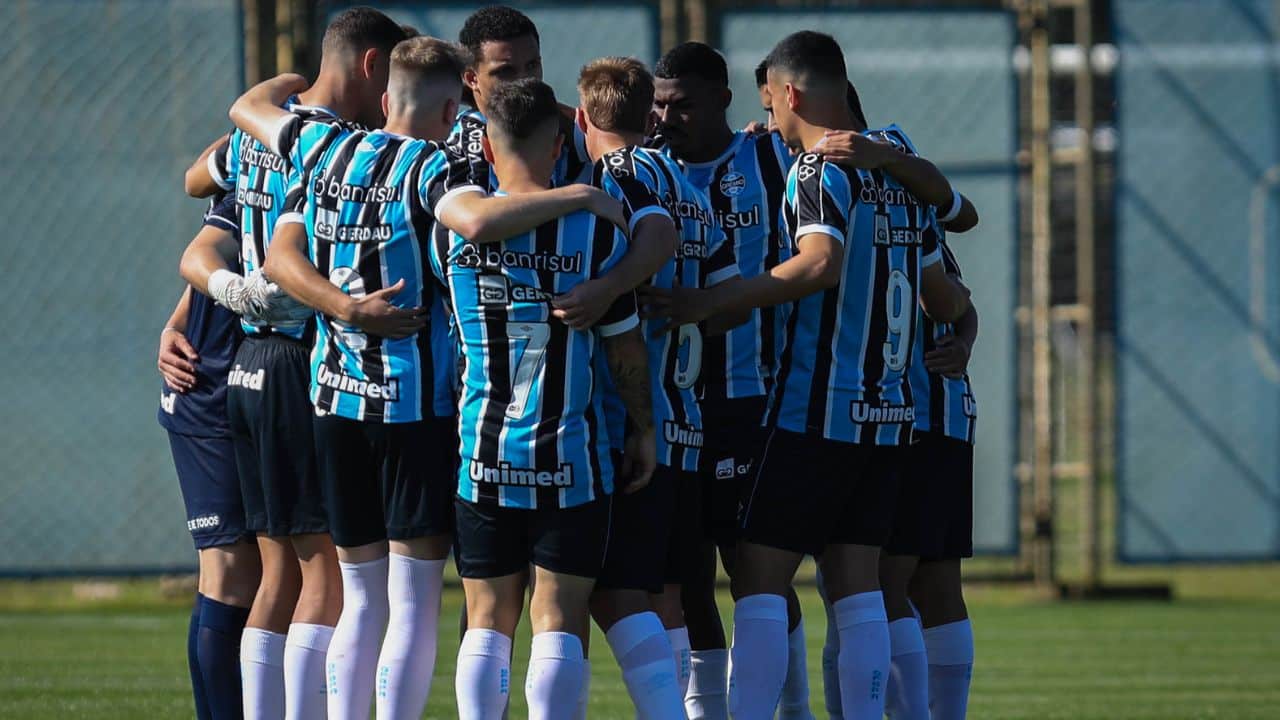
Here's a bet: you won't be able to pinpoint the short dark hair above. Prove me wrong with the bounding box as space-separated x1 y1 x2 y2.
655 42 728 87
391 37 470 86
459 5 539 58
399 24 420 39
579 57 654 134
486 79 559 141
322 6 408 58
846 81 868 128
763 31 846 88
754 59 768 88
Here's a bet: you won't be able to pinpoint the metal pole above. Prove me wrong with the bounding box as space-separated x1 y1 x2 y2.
1073 0 1101 590
1029 0 1056 594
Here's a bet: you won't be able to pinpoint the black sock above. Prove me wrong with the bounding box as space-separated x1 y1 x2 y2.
197 594 252 720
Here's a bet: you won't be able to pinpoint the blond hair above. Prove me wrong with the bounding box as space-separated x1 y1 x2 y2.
577 56 654 134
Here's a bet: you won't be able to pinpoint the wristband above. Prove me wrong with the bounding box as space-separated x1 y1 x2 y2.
207 268 239 305
938 188 963 223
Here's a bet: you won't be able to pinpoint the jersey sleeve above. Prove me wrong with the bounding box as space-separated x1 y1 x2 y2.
599 160 671 235
208 130 238 191
418 146 486 221
203 192 239 233
271 113 347 177
702 223 740 287
791 154 853 245
274 167 307 229
594 225 640 337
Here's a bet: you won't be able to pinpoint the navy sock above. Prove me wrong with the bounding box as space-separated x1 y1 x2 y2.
197 595 251 720
189 594 212 720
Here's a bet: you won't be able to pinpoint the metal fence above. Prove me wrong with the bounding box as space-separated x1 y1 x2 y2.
0 0 243 574
1114 0 1280 561
0 0 1027 574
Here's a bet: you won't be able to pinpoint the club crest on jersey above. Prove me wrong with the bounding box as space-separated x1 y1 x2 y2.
719 171 746 197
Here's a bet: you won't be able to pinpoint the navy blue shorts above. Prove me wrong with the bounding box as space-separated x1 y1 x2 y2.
168 431 250 550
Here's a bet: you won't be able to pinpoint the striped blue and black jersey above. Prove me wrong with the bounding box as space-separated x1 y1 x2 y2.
429 206 638 509
767 144 942 446
667 131 794 400
270 117 483 423
445 107 592 190
909 239 977 443
594 146 740 471
209 100 342 340
158 193 244 438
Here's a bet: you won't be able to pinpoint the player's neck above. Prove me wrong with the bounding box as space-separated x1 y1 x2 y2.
492 157 552 195
299 69 359 122
587 129 643 161
798 107 858 152
675 125 737 164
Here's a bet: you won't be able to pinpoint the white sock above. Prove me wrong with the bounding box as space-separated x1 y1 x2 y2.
778 618 815 719
327 557 390 720
604 611 685 720
885 618 929 720
375 554 445 720
456 629 512 720
241 627 286 720
575 659 591 720
923 619 974 720
525 632 586 720
832 592 890 720
728 594 788 720
685 648 729 720
666 626 692 700
284 623 333 720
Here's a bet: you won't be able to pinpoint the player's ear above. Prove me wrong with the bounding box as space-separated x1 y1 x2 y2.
481 133 495 164
575 106 588 134
786 82 801 112
381 92 390 120
719 86 733 112
463 66 480 95
362 48 379 80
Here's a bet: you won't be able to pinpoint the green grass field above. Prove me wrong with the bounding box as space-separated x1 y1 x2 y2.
3 564 1279 719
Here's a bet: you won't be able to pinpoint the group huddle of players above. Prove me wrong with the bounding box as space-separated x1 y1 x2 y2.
156 5 981 720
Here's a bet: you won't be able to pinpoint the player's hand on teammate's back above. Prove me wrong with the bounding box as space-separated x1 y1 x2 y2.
158 328 198 392
925 333 973 379
619 426 657 494
346 279 428 339
817 130 898 169
551 277 618 330
743 120 769 136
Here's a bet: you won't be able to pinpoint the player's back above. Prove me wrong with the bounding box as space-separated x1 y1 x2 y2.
294 128 474 423
212 101 342 340
594 146 739 470
430 208 634 509
769 149 941 446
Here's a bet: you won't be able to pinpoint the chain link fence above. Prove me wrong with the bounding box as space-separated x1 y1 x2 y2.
1115 0 1280 561
0 0 243 574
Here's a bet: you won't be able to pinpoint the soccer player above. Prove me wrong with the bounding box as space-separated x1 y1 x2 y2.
229 39 628 720
569 56 748 718
429 78 656 720
448 5 593 188
160 194 260 720
650 43 809 720
657 32 972 720
183 10 412 718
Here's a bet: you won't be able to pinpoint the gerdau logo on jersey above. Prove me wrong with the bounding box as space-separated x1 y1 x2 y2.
315 364 400 401
469 460 575 488
849 401 915 424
